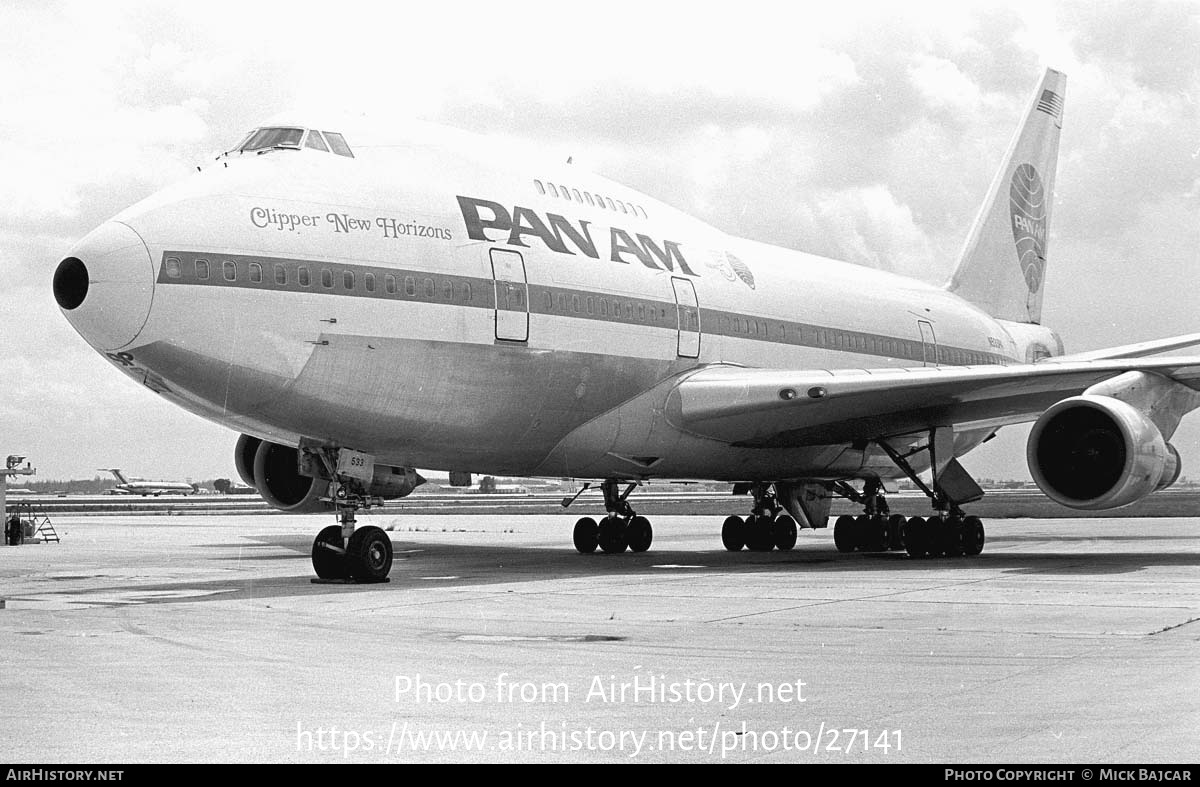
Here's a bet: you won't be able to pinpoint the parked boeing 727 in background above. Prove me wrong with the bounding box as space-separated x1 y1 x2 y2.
54 69 1200 582
101 469 196 496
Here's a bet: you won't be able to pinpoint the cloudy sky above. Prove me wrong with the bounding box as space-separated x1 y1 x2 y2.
2 0 1198 484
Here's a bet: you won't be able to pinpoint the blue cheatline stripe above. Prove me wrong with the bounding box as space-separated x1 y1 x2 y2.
157 250 1013 366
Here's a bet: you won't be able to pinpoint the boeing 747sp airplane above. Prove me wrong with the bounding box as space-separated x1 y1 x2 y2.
54 69 1200 582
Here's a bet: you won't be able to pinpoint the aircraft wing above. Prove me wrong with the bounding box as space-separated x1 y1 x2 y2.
673 357 1200 447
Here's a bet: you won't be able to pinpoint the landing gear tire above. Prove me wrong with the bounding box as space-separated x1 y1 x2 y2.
962 515 985 556
925 516 946 558
745 515 775 551
903 516 928 558
773 515 798 551
626 516 653 553
834 514 858 553
887 514 907 551
573 517 599 554
598 517 628 554
345 525 393 583
312 525 348 580
860 515 888 552
721 516 745 551
942 517 965 557
856 515 876 552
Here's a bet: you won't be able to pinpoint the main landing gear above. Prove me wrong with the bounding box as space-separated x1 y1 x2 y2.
829 478 908 554
569 480 654 554
721 483 798 553
830 508 984 558
832 437 988 559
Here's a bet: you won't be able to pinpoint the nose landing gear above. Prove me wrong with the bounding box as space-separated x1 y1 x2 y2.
311 491 394 583
306 447 395 583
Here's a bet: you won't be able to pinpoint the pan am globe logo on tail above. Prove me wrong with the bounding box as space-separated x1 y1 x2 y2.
1009 163 1047 294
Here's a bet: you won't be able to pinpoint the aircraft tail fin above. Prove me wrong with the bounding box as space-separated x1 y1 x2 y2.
946 68 1066 324
103 468 129 484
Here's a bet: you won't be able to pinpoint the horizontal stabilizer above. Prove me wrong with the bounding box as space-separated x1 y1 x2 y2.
1045 333 1200 363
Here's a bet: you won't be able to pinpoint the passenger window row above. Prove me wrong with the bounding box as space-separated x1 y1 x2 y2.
542 290 669 323
163 256 992 364
533 179 648 219
165 257 474 303
716 315 990 364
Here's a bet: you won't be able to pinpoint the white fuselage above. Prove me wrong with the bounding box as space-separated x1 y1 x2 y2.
62 135 1059 483
114 481 194 495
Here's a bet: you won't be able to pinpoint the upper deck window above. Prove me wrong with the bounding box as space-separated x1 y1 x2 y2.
240 127 304 152
323 131 354 158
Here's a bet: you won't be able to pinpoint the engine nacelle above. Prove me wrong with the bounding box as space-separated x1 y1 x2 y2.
252 441 331 513
234 434 262 490
1027 395 1179 510
1157 442 1182 492
235 436 425 512
359 464 425 499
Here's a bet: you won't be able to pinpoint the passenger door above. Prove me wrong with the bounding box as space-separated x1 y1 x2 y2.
490 248 528 342
918 320 938 366
672 277 701 358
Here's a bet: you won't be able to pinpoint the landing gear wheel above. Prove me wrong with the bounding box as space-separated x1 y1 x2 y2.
962 515 985 556
573 517 599 554
345 525 393 582
926 515 945 559
942 516 965 557
833 514 857 553
773 515 798 551
626 516 653 553
925 516 945 558
903 516 928 558
746 515 775 551
852 514 876 552
312 524 348 580
861 515 888 552
887 514 907 551
598 517 628 554
721 516 745 551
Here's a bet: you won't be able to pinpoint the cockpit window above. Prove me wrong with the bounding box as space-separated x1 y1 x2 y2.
304 130 329 152
240 127 304 152
323 131 354 158
227 126 354 159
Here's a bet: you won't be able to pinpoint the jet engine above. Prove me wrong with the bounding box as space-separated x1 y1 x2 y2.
233 434 425 512
1027 395 1181 510
234 434 261 489
252 440 332 513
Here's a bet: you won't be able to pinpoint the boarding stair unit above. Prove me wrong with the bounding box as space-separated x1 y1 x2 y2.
10 502 58 544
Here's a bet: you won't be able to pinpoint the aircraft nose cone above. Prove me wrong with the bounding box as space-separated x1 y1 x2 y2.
54 221 155 351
